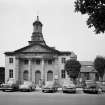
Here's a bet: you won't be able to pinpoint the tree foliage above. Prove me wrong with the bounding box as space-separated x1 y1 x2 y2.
74 0 105 34
94 56 105 80
65 59 81 80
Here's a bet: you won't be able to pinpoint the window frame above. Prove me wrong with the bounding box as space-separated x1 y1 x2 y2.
9 58 13 63
9 69 13 78
23 70 29 81
48 59 53 65
36 59 41 65
62 58 66 64
24 59 28 65
61 69 66 78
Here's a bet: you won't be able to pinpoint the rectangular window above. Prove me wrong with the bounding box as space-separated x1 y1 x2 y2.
48 59 53 65
9 58 13 63
24 59 28 65
36 59 41 65
9 69 13 78
61 70 66 78
85 73 89 80
62 58 66 63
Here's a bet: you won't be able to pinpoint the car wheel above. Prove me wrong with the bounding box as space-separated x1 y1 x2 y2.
63 91 65 93
2 90 5 92
42 90 45 92
28 88 32 92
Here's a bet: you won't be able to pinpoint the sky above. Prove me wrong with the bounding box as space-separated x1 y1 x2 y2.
0 0 105 66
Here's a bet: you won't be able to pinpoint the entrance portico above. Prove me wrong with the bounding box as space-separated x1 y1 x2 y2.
16 56 58 85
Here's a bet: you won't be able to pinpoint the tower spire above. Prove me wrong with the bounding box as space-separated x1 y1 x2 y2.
29 16 46 45
37 16 39 21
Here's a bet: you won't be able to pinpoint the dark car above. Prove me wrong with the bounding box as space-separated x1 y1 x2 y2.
83 80 99 94
62 80 76 93
0 81 3 87
42 81 58 93
0 78 19 92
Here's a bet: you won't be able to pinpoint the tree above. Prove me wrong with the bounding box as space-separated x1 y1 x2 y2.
64 59 81 82
94 56 105 81
74 0 105 34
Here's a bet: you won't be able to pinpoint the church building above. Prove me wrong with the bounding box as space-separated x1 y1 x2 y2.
5 16 77 85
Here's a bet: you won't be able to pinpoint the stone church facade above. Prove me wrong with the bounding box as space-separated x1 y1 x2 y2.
5 16 77 84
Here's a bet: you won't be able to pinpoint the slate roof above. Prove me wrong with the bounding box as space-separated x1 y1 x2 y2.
80 61 93 66
80 61 97 73
80 66 97 73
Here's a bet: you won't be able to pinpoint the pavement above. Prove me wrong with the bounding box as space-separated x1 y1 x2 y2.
0 88 105 105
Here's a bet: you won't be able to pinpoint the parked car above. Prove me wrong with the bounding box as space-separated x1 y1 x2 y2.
96 81 105 93
19 81 36 92
0 81 3 87
83 80 99 94
42 81 58 93
0 78 19 92
62 80 76 93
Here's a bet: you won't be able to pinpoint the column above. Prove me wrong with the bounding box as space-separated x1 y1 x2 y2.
41 58 45 81
15 58 20 84
56 57 60 80
29 58 32 81
55 57 59 81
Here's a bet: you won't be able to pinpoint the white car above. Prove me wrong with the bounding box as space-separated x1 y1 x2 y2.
62 81 76 93
19 81 36 92
1 78 19 92
42 81 58 93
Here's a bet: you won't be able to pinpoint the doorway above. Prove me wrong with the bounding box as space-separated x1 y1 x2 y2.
47 71 53 81
35 71 41 85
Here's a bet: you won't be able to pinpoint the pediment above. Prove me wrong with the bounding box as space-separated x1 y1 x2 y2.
23 45 51 52
14 44 59 53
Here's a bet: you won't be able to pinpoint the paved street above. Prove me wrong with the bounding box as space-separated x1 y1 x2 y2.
0 90 105 105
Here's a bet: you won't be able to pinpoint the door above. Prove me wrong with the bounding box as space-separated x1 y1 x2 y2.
35 71 41 85
47 71 53 81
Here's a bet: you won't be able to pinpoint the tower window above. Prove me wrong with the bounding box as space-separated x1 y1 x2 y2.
36 25 38 30
9 58 13 63
61 70 66 78
23 70 28 81
9 69 13 78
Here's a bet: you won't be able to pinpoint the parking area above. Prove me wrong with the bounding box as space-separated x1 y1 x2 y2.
0 88 105 105
0 87 104 94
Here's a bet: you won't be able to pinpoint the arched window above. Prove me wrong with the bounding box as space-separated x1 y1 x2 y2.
23 70 28 81
47 71 53 81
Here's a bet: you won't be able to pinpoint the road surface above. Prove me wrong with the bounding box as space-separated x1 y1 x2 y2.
0 91 105 105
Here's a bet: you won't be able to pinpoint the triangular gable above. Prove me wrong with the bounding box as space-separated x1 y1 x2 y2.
5 43 71 55
14 43 60 54
20 45 51 52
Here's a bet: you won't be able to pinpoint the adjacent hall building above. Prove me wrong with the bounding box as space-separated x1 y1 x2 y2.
5 16 77 84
